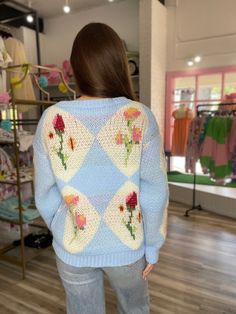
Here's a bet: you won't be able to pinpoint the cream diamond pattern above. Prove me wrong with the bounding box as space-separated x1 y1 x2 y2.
103 181 144 249
62 186 101 253
97 102 147 177
43 107 94 182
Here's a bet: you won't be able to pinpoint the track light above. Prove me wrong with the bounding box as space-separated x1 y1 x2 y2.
194 56 201 63
26 14 34 23
187 61 194 67
63 0 71 13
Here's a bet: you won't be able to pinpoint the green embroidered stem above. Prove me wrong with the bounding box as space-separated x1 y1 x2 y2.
56 131 67 170
69 208 78 244
125 205 136 240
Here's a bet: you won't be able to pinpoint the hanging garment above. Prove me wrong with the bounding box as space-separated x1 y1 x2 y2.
171 107 193 156
229 117 236 177
200 116 233 179
185 116 205 173
0 36 12 93
0 147 16 200
4 37 36 112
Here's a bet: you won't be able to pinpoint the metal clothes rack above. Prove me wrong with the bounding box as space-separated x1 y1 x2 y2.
185 102 236 217
0 64 76 278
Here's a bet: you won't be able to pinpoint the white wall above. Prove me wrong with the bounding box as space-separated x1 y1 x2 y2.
41 0 139 66
139 0 167 139
166 0 236 71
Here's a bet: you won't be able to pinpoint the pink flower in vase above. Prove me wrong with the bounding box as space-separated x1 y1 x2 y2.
115 131 123 145
75 213 87 230
132 127 142 143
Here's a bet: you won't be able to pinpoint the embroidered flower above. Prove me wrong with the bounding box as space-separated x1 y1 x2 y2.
115 132 123 145
119 205 124 213
48 132 54 139
68 137 76 151
116 107 142 166
64 194 79 208
132 127 142 143
75 213 86 230
137 212 142 223
124 108 141 120
53 114 65 133
52 114 67 170
126 192 137 209
121 191 139 240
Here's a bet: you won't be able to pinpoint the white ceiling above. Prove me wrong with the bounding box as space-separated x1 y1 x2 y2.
14 0 123 18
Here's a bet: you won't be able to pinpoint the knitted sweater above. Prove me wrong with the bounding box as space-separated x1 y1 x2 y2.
33 97 169 267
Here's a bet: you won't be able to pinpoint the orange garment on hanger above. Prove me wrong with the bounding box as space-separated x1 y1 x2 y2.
171 107 193 156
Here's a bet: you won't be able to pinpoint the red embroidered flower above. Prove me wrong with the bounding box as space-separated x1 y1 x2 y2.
53 114 65 132
126 192 137 208
48 132 54 139
119 205 124 213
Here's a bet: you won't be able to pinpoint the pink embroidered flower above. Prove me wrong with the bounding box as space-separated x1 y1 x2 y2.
124 108 141 120
126 192 137 208
53 114 65 132
64 195 79 207
75 213 86 230
132 127 142 143
115 132 123 145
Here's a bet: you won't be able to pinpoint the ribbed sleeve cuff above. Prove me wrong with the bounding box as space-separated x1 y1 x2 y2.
145 247 159 264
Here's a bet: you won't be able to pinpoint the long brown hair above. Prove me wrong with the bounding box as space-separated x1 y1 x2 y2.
70 23 136 100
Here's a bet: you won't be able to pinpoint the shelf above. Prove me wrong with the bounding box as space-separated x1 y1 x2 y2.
0 168 33 185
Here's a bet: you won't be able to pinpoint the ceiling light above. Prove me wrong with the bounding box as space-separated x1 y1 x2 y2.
63 0 71 13
194 56 201 63
26 14 34 23
187 60 194 67
108 0 115 2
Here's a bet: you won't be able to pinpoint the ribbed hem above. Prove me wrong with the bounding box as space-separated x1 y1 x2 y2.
56 97 130 110
53 241 145 267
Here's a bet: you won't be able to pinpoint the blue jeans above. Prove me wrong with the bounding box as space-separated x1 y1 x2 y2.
56 256 150 314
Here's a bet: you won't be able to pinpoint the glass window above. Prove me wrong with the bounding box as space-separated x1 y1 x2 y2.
198 74 222 101
174 77 195 102
224 73 236 95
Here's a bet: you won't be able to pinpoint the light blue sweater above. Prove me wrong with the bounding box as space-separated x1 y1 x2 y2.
33 97 169 267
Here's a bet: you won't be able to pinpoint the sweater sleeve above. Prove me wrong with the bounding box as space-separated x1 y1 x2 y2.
140 109 169 264
33 111 63 229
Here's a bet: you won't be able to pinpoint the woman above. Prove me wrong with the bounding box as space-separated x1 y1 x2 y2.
33 23 169 314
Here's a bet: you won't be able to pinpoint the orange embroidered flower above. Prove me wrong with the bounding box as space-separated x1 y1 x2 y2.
115 132 123 145
48 132 54 139
137 212 142 223
132 127 142 143
64 194 79 207
124 107 141 120
68 137 76 151
119 205 124 213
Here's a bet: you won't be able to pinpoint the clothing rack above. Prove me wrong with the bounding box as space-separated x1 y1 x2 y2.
0 64 76 278
185 102 236 217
